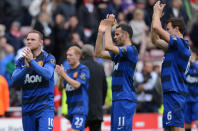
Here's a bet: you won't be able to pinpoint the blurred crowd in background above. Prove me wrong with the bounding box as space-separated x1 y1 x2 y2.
0 0 198 117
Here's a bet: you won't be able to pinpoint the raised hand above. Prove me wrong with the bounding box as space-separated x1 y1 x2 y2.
153 1 166 17
98 20 106 33
55 64 66 77
105 14 117 27
22 48 33 67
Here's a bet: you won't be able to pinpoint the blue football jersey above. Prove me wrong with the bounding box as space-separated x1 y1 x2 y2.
109 45 138 102
12 51 56 115
186 62 198 102
64 64 90 116
161 35 191 94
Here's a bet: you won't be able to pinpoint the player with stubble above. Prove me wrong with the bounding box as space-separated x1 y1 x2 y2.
95 14 138 131
12 30 56 131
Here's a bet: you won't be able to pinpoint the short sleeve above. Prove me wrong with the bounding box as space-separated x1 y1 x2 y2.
108 51 116 61
46 54 56 68
76 68 90 86
169 35 177 48
118 46 138 61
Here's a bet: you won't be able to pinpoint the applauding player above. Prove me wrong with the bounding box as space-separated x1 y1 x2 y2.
95 14 138 131
12 30 56 131
151 1 191 131
56 46 90 131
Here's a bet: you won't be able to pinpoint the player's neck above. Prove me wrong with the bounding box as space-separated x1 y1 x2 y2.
124 39 132 46
71 61 80 69
32 48 42 59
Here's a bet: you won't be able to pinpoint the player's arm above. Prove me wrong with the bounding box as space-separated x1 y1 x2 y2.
56 65 81 89
12 59 29 84
29 56 55 80
95 20 112 60
104 14 120 55
151 1 169 49
151 27 168 51
58 76 64 91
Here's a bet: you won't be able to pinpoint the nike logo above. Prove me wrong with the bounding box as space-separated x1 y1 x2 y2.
166 122 170 125
117 127 123 130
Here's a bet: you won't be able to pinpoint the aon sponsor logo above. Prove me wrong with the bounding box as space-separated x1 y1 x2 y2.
25 74 42 84
66 84 75 91
186 75 198 83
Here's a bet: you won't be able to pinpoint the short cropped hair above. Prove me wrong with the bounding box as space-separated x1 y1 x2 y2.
116 24 133 41
166 18 185 35
28 30 43 40
68 46 82 56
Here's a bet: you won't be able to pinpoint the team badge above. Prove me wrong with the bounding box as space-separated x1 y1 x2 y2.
50 59 55 64
80 72 87 80
37 61 43 66
173 37 177 40
73 72 78 78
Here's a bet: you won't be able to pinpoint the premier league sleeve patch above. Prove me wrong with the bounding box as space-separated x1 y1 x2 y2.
79 72 87 81
50 59 55 65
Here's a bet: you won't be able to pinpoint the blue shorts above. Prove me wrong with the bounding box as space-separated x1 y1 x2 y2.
68 114 86 131
163 92 186 129
111 100 137 131
22 109 54 131
185 102 198 123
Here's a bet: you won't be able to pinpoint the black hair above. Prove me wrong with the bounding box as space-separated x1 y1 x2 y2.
166 18 185 35
116 24 133 41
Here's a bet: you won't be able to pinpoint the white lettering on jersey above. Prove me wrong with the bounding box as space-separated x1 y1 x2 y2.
114 63 119 71
24 74 42 84
66 83 75 91
186 75 198 83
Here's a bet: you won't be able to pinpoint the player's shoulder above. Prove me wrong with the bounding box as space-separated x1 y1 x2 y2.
123 45 138 55
17 56 25 63
42 51 55 59
78 64 89 71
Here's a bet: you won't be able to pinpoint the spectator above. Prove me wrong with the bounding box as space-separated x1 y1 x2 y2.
0 75 9 117
55 0 76 22
4 0 23 28
134 61 159 113
77 0 100 42
0 36 15 87
34 11 54 53
129 8 148 57
190 18 198 48
52 14 68 64
81 44 107 131
5 21 24 54
66 15 85 43
162 0 189 27
104 0 123 18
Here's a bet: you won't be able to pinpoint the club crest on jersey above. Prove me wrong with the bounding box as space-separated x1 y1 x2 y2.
73 72 78 78
24 74 42 84
173 37 177 40
50 59 55 64
37 61 43 66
